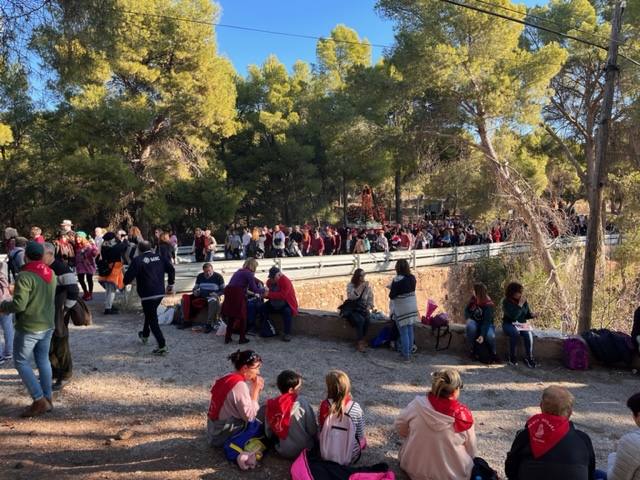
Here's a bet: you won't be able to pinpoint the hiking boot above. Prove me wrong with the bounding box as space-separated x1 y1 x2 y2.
282 334 292 342
138 332 149 345
524 357 537 369
20 398 51 418
152 346 168 356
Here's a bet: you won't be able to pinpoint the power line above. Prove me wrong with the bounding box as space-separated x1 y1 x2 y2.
119 9 389 49
437 0 640 67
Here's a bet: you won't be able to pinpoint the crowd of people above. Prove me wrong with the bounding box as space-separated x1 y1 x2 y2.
207 351 639 479
1 218 638 480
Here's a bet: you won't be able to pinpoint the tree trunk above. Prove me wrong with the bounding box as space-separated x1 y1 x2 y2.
578 1 623 334
477 123 573 329
342 176 348 227
395 167 402 224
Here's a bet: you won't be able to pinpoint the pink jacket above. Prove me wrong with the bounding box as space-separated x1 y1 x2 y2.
395 396 476 480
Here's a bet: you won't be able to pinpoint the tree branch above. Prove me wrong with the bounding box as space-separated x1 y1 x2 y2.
543 123 587 184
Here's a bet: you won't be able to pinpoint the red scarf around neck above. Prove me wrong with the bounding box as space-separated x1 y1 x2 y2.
428 393 474 433
526 413 570 459
468 294 494 310
208 373 244 421
22 261 53 284
266 392 298 440
318 395 352 427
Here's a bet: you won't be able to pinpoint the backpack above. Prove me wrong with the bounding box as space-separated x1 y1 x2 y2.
370 326 392 348
96 257 112 277
473 340 494 364
582 329 633 365
632 307 640 351
470 457 498 480
223 419 266 462
65 299 92 326
291 449 394 480
319 401 358 466
259 317 277 337
563 336 589 370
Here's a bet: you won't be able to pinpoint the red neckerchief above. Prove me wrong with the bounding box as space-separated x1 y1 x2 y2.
468 295 494 310
428 393 474 433
266 392 298 440
22 261 53 284
526 413 570 459
319 395 352 427
207 373 244 421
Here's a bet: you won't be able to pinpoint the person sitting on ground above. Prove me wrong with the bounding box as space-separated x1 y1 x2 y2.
180 263 225 333
0 241 56 417
395 369 477 480
222 258 264 345
607 392 640 480
502 282 538 368
262 267 298 342
318 370 366 466
44 242 79 391
389 259 419 362
206 350 264 447
465 282 499 364
98 232 128 315
344 268 374 352
265 370 317 459
505 386 599 480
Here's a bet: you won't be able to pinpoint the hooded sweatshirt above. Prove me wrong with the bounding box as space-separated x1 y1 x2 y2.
395 395 476 480
0 261 56 333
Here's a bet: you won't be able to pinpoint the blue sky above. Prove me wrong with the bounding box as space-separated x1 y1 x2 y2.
215 0 543 76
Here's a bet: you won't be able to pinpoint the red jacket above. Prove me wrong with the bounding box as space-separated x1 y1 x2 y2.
311 237 324 255
266 275 299 316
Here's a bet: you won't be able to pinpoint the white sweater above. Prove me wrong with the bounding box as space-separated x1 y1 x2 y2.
608 429 640 480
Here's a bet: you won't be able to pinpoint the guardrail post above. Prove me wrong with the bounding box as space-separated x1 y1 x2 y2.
454 246 458 264
275 257 282 272
355 254 360 270
411 249 417 269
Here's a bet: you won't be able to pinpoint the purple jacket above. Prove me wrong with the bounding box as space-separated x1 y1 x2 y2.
75 244 99 274
227 268 264 295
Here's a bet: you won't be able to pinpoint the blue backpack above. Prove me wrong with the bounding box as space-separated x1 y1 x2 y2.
370 326 392 348
223 420 266 462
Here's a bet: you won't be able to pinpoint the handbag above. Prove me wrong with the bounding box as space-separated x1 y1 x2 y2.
338 288 367 319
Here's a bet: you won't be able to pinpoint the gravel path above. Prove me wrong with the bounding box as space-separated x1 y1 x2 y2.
1 300 638 479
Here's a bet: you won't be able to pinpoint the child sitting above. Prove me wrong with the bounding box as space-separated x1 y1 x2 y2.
265 370 317 459
318 370 366 465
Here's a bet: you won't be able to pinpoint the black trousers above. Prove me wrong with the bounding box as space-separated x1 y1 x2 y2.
142 298 166 348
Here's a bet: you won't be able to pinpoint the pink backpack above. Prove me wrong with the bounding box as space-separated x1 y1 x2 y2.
319 400 357 466
563 336 589 370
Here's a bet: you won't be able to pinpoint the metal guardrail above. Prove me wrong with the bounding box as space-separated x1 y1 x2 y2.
172 234 621 292
0 234 621 292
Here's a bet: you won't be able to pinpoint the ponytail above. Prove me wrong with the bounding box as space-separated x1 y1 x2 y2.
431 369 463 398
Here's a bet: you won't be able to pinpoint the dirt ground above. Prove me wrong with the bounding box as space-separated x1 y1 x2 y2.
1 295 639 480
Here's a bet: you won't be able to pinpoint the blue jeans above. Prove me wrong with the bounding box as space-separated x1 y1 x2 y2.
348 312 369 341
1 314 14 357
502 322 533 360
397 323 414 359
465 319 496 354
262 302 293 335
13 328 53 401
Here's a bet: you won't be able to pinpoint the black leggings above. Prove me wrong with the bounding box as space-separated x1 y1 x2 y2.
77 273 94 294
142 298 166 348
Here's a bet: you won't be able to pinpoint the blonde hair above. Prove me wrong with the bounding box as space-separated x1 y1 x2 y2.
431 369 463 398
325 370 351 417
541 386 574 418
252 228 260 242
243 258 258 272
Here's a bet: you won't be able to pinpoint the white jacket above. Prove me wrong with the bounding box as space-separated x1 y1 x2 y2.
608 429 640 480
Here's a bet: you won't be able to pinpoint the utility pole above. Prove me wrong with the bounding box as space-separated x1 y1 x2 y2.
578 1 624 333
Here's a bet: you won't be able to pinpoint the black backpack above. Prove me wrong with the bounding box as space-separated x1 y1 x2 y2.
96 257 112 277
632 307 640 350
582 329 634 366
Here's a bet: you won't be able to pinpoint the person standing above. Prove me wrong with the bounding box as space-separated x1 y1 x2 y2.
98 232 128 315
124 241 175 355
43 243 79 391
0 269 14 365
389 259 419 362
0 242 56 417
75 232 98 301
192 228 206 263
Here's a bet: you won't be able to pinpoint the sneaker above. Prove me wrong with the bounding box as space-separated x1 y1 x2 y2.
246 329 258 337
52 379 69 391
508 357 518 367
524 357 537 369
0 355 12 365
85 294 93 301
138 332 149 345
411 344 418 354
110 307 120 315
152 346 168 356
239 338 250 345
82 292 90 301
202 325 213 334
282 334 292 342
